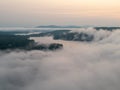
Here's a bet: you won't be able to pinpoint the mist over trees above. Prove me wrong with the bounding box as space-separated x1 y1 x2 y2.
0 33 63 51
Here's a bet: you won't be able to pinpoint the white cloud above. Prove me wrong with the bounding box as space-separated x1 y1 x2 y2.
0 28 120 90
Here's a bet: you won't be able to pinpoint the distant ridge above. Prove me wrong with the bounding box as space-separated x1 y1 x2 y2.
36 25 120 30
94 27 120 31
36 25 81 28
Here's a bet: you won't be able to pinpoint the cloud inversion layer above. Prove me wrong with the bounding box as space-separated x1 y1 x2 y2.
0 28 120 90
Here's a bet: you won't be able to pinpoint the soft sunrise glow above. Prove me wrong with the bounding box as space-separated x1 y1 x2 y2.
0 0 120 27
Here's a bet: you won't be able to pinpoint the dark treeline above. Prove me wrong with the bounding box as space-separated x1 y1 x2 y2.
53 32 94 42
0 35 34 50
0 33 63 51
29 30 94 42
95 27 120 31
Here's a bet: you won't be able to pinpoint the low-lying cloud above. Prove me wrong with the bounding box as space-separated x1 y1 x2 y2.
0 28 120 90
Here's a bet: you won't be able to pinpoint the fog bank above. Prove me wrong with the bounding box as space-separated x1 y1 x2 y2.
0 28 120 90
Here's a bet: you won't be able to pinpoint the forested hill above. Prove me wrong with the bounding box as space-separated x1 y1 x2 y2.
0 33 63 51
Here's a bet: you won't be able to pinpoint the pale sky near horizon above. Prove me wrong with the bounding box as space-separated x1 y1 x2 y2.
0 0 120 27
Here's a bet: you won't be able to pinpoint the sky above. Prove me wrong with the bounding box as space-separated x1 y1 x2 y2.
0 0 120 27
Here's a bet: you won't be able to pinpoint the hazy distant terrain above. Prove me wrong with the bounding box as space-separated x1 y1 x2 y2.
0 27 120 90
